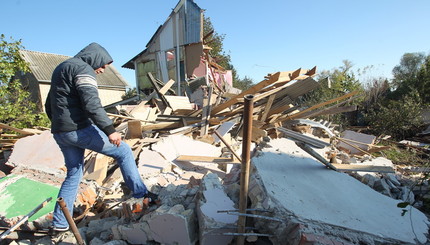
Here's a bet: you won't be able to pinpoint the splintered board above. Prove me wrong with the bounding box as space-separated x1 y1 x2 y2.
0 175 59 221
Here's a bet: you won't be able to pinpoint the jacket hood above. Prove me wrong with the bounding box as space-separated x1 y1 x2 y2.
74 43 113 70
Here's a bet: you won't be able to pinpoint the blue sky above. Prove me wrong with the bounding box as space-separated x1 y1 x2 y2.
2 0 429 87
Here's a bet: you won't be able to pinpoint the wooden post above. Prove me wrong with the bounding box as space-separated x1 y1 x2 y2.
237 95 254 245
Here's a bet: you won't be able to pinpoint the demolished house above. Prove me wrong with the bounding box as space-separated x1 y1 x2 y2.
1 0 430 245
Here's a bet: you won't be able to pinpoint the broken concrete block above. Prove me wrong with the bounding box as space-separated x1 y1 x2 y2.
86 216 119 241
401 186 415 203
385 173 401 186
147 204 197 245
7 131 65 174
197 173 237 245
113 223 149 245
34 236 55 245
360 173 377 188
373 178 392 197
89 237 105 245
137 148 171 178
100 241 128 245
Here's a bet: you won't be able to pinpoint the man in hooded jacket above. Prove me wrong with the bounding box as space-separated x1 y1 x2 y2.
45 43 157 234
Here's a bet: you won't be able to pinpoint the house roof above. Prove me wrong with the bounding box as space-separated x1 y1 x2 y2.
19 50 129 88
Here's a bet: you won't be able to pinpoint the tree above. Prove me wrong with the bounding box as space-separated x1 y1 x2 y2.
364 91 424 140
389 52 426 101
415 55 430 104
0 34 49 128
361 52 429 139
122 87 137 100
203 16 230 69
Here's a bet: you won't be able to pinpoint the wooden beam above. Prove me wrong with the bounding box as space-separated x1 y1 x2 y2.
147 72 171 108
336 137 373 156
0 123 35 135
276 90 359 123
106 113 156 123
259 94 276 122
176 155 240 164
213 130 242 162
331 164 395 173
159 79 176 95
210 68 303 116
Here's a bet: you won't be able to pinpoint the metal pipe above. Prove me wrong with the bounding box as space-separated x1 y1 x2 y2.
0 197 52 241
237 94 254 245
57 197 85 245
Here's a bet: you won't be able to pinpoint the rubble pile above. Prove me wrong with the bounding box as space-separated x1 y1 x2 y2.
1 66 430 245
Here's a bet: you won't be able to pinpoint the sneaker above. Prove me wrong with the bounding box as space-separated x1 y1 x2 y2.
143 191 159 205
48 226 69 236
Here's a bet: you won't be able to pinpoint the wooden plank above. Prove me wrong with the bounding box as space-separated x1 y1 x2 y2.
213 130 242 162
129 91 157 118
147 72 171 108
159 79 176 95
259 94 276 121
290 96 356 120
84 155 109 185
210 68 303 116
162 107 173 115
331 164 395 173
0 123 35 135
141 121 182 131
0 139 18 143
259 67 317 93
276 90 359 123
336 137 373 156
106 113 156 123
268 104 294 118
176 155 240 164
165 96 193 112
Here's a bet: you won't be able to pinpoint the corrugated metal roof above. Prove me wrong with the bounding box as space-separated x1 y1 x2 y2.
19 50 129 88
184 0 202 44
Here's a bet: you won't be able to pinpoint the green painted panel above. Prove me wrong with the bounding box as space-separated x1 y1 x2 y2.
0 175 59 221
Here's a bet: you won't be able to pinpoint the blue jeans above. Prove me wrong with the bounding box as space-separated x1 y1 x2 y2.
52 124 147 228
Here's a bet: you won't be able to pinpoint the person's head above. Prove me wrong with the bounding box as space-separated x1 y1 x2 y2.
95 62 112 74
75 43 113 72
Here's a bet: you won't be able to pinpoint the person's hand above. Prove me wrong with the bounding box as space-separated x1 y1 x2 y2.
108 132 122 147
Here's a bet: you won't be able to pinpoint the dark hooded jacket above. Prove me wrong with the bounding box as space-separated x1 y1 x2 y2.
45 43 116 136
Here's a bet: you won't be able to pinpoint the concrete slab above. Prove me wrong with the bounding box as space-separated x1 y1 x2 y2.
7 131 65 174
137 148 171 178
249 138 429 244
197 173 237 245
